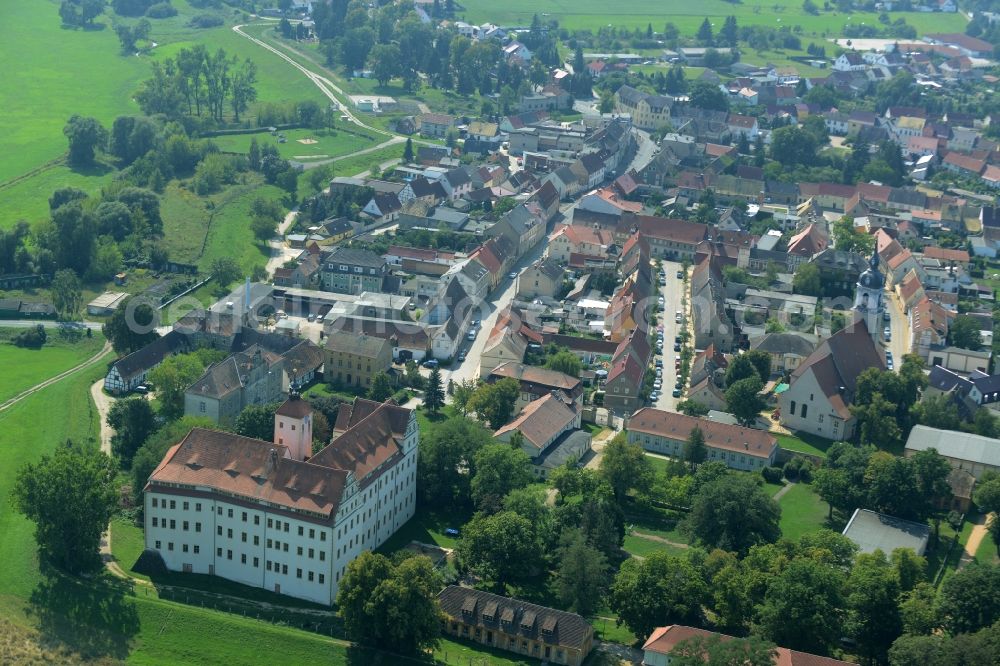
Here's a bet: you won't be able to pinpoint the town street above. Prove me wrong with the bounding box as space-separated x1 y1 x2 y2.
653 259 689 412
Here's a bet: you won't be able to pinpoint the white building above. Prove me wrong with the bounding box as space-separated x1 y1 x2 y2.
143 396 418 605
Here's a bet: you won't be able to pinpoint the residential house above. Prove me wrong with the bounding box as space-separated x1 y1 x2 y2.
322 332 393 390
104 330 190 394
779 318 886 440
325 316 430 362
517 256 565 299
437 586 594 666
833 51 866 72
642 625 853 666
942 151 986 177
491 204 546 260
750 332 817 377
184 346 286 426
495 392 588 478
398 176 447 206
686 376 729 411
786 222 829 259
626 215 709 261
487 361 584 411
726 113 759 140
549 225 616 262
613 85 673 131
466 121 502 150
627 409 778 471
320 247 390 295
418 113 455 139
479 306 532 377
691 254 735 352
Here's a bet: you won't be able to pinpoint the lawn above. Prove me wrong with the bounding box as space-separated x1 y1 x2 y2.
777 482 834 541
775 431 832 459
0 162 118 230
212 127 378 162
456 0 966 35
0 329 106 404
158 178 277 274
623 534 687 558
379 507 471 552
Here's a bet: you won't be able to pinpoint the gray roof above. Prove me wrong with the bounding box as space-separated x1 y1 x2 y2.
751 332 816 357
323 246 387 270
534 430 592 469
905 424 1000 468
323 331 391 359
842 508 930 556
928 365 972 393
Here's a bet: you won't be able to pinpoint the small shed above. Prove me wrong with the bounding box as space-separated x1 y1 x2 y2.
87 292 129 316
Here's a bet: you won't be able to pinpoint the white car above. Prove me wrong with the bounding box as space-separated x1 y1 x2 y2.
653 380 662 390
884 327 892 341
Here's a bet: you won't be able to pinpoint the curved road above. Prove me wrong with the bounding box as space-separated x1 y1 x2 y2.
0 341 111 413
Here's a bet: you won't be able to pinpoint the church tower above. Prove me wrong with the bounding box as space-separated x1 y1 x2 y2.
273 392 313 461
854 250 885 342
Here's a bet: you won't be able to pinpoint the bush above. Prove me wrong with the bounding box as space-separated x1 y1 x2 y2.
145 2 177 17
188 13 224 28
783 456 814 482
12 325 47 349
761 466 784 484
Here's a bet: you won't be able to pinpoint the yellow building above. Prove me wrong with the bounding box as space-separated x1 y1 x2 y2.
322 331 392 389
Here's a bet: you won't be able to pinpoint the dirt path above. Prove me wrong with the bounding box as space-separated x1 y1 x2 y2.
90 379 117 455
772 481 795 501
629 530 689 550
0 341 111 413
960 513 994 568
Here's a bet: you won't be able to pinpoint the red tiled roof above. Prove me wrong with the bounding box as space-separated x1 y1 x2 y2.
628 409 776 458
923 246 969 263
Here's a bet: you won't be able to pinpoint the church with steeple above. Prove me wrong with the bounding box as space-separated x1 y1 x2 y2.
854 250 885 343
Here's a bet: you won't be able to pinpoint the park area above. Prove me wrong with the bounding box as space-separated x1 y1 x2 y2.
211 127 379 163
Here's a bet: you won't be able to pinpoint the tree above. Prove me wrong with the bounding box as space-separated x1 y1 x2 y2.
678 399 710 417
63 115 109 167
725 376 765 426
757 557 844 655
554 529 609 616
148 353 205 419
599 432 652 502
684 426 707 466
12 442 118 573
337 551 442 655
697 17 714 45
814 442 874 519
974 474 1000 555
451 378 476 416
471 444 532 514
609 552 707 640
671 635 777 666
466 377 519 429
891 547 927 593
368 372 394 402
50 269 83 319
103 298 159 354
210 256 241 289
403 137 414 162
230 59 258 123
914 394 962 431
852 392 902 449
936 563 1000 635
689 81 728 112
417 415 492 507
792 261 822 296
687 474 781 555
107 396 157 467
949 315 982 350
899 581 939 635
424 367 444 413
544 349 582 378
458 511 540 590
846 551 903 664
974 408 999 438
770 125 819 166
369 43 402 86
725 351 770 386
234 403 280 440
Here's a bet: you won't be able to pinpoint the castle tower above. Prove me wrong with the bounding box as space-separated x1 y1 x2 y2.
273 391 313 461
854 250 885 342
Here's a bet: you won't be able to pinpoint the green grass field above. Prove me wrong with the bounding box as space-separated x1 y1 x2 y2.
775 432 832 459
623 534 687 558
158 178 277 274
0 330 106 404
456 0 966 35
777 482 832 541
213 127 378 161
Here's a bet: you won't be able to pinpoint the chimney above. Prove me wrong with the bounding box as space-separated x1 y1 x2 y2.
266 448 278 476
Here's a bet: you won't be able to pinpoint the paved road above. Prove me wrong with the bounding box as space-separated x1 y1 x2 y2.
886 289 908 370
0 341 111 413
0 319 101 331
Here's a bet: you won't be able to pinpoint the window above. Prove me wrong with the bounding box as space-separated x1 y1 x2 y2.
338 264 348 271
194 545 199 554
297 546 303 556
242 554 247 564
284 523 289 533
819 414 824 423
801 404 808 418
227 509 233 518
308 548 314 559
242 512 247 522
242 532 247 543
319 574 325 584
199 402 206 413
196 503 201 512
320 551 325 561
321 532 326 541
227 550 232 560
267 518 273 528
155 540 161 550
152 498 158 508
354 266 362 273
152 517 158 527
296 569 303 579
267 539 273 548
298 526 304 536
182 521 189 531
217 547 223 557
254 536 259 546
267 561 273 571
195 522 201 533
168 542 174 551
309 529 315 539
790 400 796 414
170 519 176 529
308 571 314 582
170 500 176 509
254 515 260 525
253 557 259 568
283 543 289 552
282 564 288 575
218 507 223 516
227 529 233 539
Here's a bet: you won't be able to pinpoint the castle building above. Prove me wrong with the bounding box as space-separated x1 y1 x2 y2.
143 396 418 605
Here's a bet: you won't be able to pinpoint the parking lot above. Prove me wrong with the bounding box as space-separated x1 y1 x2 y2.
650 259 689 412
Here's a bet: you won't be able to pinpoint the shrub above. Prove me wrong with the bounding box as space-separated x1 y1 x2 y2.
761 466 784 484
189 13 223 28
783 456 814 482
145 2 177 18
13 325 47 349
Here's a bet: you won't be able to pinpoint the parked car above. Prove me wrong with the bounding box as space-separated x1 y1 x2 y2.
655 358 663 368
134 385 149 395
467 330 476 341
457 352 466 362
422 359 439 368
444 528 460 537
655 368 663 378
508 271 518 280
653 380 662 390
673 343 681 352
883 311 891 322
649 391 660 401
884 327 891 341
672 388 682 398
676 270 683 278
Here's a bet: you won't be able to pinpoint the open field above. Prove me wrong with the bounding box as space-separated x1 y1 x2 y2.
212 127 378 161
0 330 106 404
456 0 967 35
0 162 118 230
158 178 278 274
777 482 833 540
